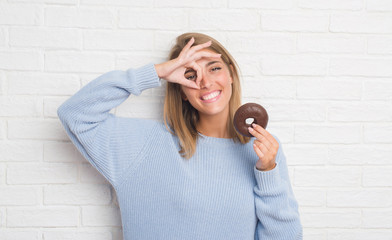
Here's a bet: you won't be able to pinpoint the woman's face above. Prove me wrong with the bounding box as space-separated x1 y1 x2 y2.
181 49 233 118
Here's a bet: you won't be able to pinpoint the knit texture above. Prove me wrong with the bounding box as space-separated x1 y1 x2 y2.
57 64 303 240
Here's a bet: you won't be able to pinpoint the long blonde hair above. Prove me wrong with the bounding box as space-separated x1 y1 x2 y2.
163 33 250 159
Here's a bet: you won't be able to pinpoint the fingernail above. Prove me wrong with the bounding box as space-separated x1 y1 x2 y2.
252 123 256 128
248 127 254 132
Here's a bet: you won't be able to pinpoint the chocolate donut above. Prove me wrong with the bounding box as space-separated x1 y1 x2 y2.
233 103 268 137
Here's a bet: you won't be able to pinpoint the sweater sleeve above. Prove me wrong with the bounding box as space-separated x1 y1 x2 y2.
57 64 161 187
253 137 303 240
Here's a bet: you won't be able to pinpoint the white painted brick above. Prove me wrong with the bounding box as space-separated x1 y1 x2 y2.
363 166 392 187
328 144 392 165
363 79 392 100
330 13 392 34
44 184 111 205
299 0 362 10
303 229 326 240
156 0 226 8
330 58 392 77
45 51 114 73
189 10 259 31
0 3 42 25
116 52 167 72
82 206 121 226
0 96 42 117
0 163 5 184
367 0 392 12
0 71 5 95
44 97 70 118
328 229 392 240
296 77 362 100
298 34 365 53
7 163 78 184
84 30 153 51
0 186 40 205
0 28 6 47
261 13 329 32
118 9 187 30
327 189 392 207
8 119 68 140
0 120 5 140
300 208 361 228
44 141 85 162
10 0 77 4
362 209 392 228
233 54 262 76
284 144 327 165
261 55 328 76
294 188 326 207
0 231 39 240
112 229 124 240
267 102 325 122
7 207 79 227
43 230 112 240
0 141 42 162
294 166 361 187
328 102 392 122
9 27 81 49
364 124 392 143
266 124 294 143
80 163 108 184
7 72 80 95
82 0 151 7
0 51 42 71
295 125 360 144
368 36 392 54
229 0 292 9
243 77 296 99
45 6 113 28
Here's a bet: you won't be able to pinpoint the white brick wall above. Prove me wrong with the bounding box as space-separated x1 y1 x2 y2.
1 0 391 239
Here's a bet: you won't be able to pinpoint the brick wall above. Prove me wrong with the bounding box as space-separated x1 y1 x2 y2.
1 0 392 239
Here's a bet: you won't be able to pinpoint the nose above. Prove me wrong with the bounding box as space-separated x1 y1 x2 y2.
200 73 212 89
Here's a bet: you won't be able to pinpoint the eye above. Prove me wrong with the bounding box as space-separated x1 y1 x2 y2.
211 67 221 72
184 70 197 81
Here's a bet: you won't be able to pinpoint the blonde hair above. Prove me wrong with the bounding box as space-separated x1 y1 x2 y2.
163 32 250 159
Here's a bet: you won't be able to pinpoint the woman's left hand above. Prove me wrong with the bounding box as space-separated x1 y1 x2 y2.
249 123 279 171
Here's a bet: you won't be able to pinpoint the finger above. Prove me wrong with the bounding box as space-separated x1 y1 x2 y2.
191 51 221 62
253 143 265 159
179 79 200 89
188 40 212 55
252 123 279 149
182 37 195 53
189 62 202 87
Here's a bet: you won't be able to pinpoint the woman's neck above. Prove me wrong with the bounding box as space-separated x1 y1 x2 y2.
197 112 230 139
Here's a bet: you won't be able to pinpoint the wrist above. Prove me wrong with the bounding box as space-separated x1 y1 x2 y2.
256 162 276 172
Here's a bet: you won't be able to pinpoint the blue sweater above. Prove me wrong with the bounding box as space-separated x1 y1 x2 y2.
57 64 302 240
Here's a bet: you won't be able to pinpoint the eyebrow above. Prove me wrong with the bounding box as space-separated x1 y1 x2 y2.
206 61 220 67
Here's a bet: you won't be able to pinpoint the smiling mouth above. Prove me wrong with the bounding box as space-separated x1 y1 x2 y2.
201 90 221 101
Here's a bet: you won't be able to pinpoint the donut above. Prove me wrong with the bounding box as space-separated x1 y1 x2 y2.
233 103 268 137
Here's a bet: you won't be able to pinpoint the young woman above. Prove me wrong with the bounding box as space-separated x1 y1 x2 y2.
58 32 302 240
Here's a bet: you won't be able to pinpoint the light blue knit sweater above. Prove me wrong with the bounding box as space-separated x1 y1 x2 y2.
57 64 302 240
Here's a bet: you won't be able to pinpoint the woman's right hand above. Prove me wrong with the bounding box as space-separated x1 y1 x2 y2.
154 37 221 89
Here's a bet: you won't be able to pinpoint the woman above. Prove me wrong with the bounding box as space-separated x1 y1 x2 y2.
58 32 302 239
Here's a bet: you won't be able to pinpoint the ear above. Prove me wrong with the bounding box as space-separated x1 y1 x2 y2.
180 90 188 101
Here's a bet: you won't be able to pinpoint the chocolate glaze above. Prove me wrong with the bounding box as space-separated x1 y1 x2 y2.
233 103 268 137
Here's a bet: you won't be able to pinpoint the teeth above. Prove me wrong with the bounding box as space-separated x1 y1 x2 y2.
202 91 220 100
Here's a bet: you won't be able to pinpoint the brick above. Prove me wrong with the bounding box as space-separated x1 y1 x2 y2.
294 188 326 207
232 54 262 76
328 229 392 240
45 51 114 73
0 231 39 240
82 0 152 7
189 10 259 31
262 13 329 32
0 51 42 71
43 231 112 240
267 102 325 122
295 125 360 144
45 6 113 28
119 9 187 30
284 144 327 165
9 0 77 4
7 207 79 227
303 229 326 240
363 79 392 100
7 72 80 95
0 186 40 205
294 166 361 187
0 3 42 25
0 120 5 140
327 189 392 207
156 0 225 8
368 36 392 54
0 96 42 117
0 141 43 162
44 141 85 162
0 28 6 47
9 27 81 49
84 30 153 51
0 163 4 184
328 144 392 165
243 76 296 99
367 0 392 12
298 34 365 53
300 208 361 228
8 119 68 140
299 0 362 10
362 209 392 228
297 77 362 100
364 124 392 143
261 55 328 76
44 97 70 118
80 163 108 184
330 13 392 34
7 163 78 184
82 206 121 226
330 58 392 77
0 71 5 95
44 184 111 205
363 166 392 187
328 102 392 122
116 52 167 72
229 0 292 9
